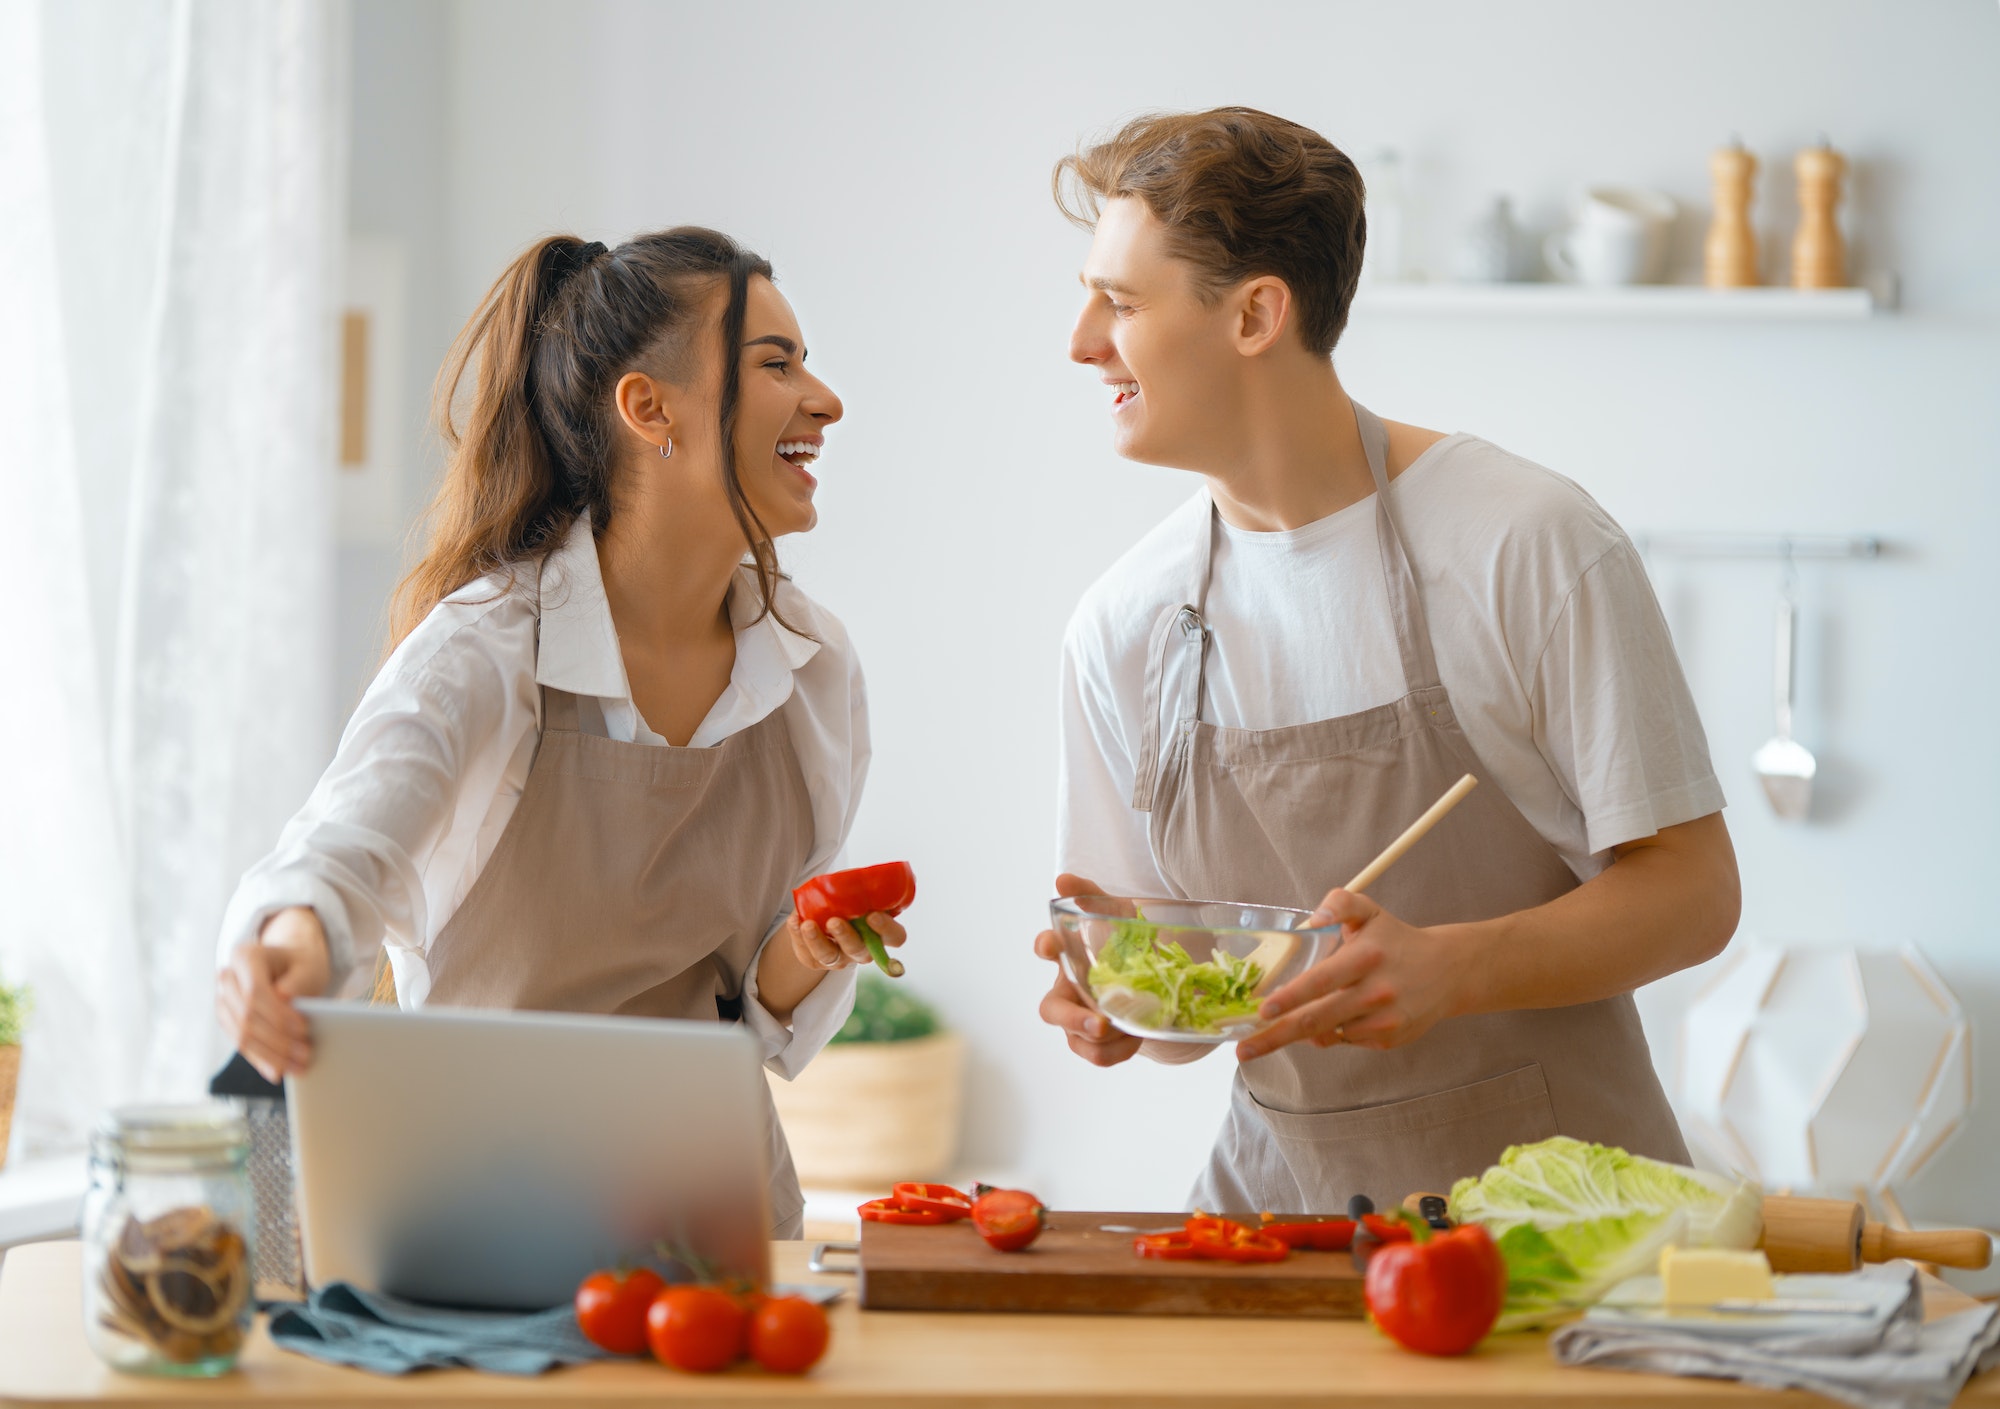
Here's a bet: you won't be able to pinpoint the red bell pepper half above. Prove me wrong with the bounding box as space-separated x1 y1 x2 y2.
792 862 916 978
1362 1214 1506 1356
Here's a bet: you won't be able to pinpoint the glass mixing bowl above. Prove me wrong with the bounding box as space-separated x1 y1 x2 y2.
1049 896 1340 1044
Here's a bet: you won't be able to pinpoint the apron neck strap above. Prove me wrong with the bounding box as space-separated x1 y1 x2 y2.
1354 402 1444 695
1131 494 1216 812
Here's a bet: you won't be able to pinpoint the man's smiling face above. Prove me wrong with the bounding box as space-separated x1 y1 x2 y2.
1068 197 1247 473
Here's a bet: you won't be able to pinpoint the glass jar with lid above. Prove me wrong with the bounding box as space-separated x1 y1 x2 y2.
81 1103 257 1376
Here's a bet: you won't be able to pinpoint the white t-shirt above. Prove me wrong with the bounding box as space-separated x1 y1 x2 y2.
1057 433 1726 898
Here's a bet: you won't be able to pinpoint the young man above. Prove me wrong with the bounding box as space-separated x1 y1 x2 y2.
1032 108 1741 1212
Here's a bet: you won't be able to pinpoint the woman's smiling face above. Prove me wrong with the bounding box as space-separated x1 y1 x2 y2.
730 276 842 539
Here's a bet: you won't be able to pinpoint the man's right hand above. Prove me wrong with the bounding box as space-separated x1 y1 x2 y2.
216 906 331 1082
1034 873 1143 1067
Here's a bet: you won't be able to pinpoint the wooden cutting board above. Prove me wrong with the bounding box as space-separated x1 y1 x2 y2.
858 1211 1368 1318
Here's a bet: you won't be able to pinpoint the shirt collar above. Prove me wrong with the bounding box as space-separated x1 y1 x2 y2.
535 513 821 701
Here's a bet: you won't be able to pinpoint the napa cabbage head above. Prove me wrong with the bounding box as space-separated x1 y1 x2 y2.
1449 1136 1761 1329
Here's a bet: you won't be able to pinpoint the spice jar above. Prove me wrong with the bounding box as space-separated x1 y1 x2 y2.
81 1104 256 1376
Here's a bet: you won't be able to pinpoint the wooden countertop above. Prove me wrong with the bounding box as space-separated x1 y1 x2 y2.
2 1240 1993 1408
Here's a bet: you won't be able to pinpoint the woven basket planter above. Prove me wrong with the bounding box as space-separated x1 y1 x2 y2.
768 1030 964 1187
0 1045 18 1172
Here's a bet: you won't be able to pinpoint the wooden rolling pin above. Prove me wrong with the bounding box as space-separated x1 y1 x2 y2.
1761 1196 1992 1273
1403 1192 1992 1272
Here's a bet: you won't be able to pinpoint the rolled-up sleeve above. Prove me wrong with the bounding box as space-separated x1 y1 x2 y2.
740 601 869 1078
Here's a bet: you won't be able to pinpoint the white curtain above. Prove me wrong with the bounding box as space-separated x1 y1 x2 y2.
0 0 347 1158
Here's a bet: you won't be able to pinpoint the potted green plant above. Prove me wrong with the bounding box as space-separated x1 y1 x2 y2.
0 977 30 1172
767 973 964 1187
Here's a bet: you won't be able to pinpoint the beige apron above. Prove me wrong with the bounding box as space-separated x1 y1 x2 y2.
1134 403 1689 1214
422 654 815 1239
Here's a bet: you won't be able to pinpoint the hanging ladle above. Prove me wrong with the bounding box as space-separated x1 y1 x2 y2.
1753 549 1815 821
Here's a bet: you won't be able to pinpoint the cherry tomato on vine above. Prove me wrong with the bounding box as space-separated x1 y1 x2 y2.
747 1295 830 1374
645 1285 747 1373
573 1267 665 1356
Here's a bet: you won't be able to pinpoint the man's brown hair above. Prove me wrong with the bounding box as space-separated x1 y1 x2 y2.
1054 107 1367 357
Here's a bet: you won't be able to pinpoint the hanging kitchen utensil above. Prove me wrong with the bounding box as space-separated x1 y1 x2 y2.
1753 552 1815 821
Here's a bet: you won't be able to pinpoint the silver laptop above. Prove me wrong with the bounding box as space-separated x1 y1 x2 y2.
287 1001 771 1309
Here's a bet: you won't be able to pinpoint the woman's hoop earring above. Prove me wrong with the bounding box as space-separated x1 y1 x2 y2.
659 439 674 459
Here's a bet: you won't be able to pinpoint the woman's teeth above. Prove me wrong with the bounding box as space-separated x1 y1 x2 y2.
777 440 820 467
1112 381 1140 405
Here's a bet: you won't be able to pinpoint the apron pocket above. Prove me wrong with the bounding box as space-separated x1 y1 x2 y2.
1247 1063 1558 1210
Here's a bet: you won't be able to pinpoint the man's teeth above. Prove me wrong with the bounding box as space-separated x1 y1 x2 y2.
777 440 819 464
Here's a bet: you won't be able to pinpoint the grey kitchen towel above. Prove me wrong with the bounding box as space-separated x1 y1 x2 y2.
1549 1265 2000 1409
265 1283 610 1376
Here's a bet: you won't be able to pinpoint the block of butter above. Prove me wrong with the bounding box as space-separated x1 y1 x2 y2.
1659 1246 1776 1307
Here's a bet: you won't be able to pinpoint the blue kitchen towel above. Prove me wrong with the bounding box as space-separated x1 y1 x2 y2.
265 1283 611 1376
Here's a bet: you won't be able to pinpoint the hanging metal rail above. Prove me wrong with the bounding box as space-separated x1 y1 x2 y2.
1635 533 1882 561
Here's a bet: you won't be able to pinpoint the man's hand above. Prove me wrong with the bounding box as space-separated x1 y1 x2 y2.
1033 873 1143 1067
1234 888 1464 1062
215 906 332 1082
1236 813 1743 1063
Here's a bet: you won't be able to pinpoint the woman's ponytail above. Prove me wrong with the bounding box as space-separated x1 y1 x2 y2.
389 235 600 643
389 226 783 649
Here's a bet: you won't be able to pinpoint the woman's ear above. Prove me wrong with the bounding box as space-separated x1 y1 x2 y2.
1231 275 1295 358
613 370 676 454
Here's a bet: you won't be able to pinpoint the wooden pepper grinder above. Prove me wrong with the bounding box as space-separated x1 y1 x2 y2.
1705 138 1759 287
1791 137 1848 289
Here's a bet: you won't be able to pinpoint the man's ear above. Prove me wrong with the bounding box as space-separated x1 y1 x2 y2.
1231 275 1295 357
613 369 676 454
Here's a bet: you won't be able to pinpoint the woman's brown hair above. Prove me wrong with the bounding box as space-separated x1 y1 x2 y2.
389 227 798 645
1053 107 1367 357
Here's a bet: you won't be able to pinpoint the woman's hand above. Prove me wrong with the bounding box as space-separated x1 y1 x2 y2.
1033 873 1144 1067
1233 888 1464 1062
787 910 907 972
215 906 331 1082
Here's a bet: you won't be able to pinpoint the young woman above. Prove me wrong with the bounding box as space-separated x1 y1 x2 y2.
215 228 901 1237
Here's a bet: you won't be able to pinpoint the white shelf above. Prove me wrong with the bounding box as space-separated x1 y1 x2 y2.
1353 276 1894 320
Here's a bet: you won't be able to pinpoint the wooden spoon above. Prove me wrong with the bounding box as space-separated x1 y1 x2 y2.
1247 774 1480 992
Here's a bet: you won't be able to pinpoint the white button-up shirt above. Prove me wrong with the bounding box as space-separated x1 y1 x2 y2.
217 515 866 1077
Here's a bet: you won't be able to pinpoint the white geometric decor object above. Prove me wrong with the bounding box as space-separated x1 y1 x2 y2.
1678 941 1972 1195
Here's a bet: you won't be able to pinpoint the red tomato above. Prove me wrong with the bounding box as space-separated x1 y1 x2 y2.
971 1187 1046 1252
573 1267 665 1356
1363 1223 1507 1357
747 1295 830 1375
645 1285 747 1373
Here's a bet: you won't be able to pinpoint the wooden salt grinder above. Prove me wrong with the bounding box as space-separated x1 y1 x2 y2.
1760 1195 1993 1272
1792 140 1848 288
1705 139 1759 287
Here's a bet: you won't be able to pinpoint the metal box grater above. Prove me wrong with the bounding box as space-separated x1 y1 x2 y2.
208 1054 306 1302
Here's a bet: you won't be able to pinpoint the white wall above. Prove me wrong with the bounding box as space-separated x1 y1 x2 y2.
350 0 2000 1223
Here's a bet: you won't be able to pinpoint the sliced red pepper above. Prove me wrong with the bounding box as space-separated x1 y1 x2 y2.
1263 1218 1358 1251
1207 1230 1289 1263
857 1196 952 1226
793 863 917 978
1160 1208 1296 1264
1133 1232 1203 1260
1362 1212 1414 1243
891 1183 972 1221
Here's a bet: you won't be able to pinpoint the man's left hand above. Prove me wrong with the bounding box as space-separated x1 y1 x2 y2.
1234 888 1464 1061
